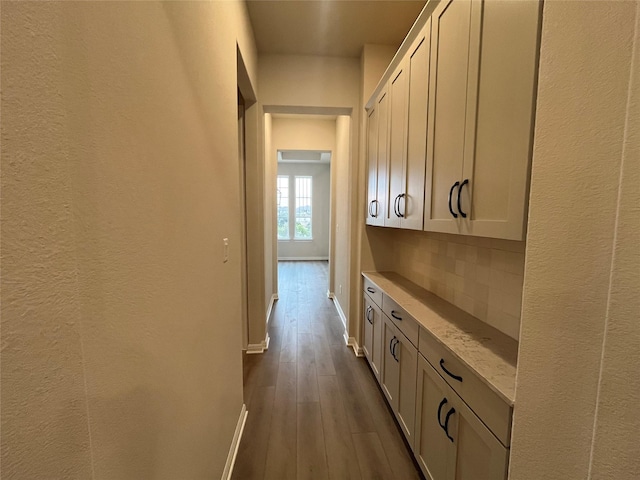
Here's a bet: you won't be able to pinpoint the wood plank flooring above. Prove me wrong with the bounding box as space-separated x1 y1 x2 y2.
232 261 423 480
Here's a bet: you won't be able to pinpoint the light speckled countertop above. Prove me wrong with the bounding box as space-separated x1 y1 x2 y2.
363 271 518 405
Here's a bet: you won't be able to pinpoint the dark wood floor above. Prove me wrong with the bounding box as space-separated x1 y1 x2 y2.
232 261 423 480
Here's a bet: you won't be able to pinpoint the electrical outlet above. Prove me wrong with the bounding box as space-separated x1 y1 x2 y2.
223 238 229 263
339 285 343 295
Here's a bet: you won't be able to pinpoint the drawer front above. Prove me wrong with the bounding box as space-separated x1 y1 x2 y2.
419 328 512 446
363 277 383 307
382 295 419 347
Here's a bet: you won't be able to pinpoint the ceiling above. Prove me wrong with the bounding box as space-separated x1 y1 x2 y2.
246 0 427 58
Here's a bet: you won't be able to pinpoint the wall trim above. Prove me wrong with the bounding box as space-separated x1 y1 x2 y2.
277 256 329 261
246 333 270 355
222 403 248 480
332 295 348 331
345 335 364 357
266 293 278 327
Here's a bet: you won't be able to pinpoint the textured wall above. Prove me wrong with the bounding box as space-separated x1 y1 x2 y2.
510 1 639 478
1 1 256 478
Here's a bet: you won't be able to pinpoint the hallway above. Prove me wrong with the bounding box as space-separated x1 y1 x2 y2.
232 261 422 480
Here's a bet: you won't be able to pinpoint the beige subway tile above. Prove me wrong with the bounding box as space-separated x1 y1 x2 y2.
491 249 508 272
502 291 523 318
445 257 456 273
489 268 505 291
473 300 488 321
503 271 524 295
447 242 456 258
464 263 477 281
465 245 478 263
504 251 525 276
476 265 491 285
455 260 465 276
477 247 491 266
459 293 475 316
488 287 504 314
477 237 493 248
475 283 490 303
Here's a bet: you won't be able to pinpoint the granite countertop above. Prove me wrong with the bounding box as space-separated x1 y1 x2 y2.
362 271 518 406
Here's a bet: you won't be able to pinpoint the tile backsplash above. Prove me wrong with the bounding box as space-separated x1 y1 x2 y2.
392 230 525 340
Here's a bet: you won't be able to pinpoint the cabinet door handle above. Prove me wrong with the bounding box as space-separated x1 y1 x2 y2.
457 179 469 218
374 199 379 217
398 193 405 218
390 310 403 321
368 200 373 217
393 194 399 217
366 306 374 324
440 358 463 382
367 287 375 294
392 338 399 362
437 397 448 429
443 407 456 443
448 181 460 218
389 337 395 356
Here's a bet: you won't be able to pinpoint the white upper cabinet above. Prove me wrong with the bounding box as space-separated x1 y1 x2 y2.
367 0 541 240
385 24 431 230
402 24 431 231
366 106 381 225
385 62 409 228
424 0 541 240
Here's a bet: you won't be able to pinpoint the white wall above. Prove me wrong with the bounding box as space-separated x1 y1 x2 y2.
277 162 331 260
510 2 640 478
1 2 257 477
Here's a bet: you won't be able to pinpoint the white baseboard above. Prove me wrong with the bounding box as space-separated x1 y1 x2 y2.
332 295 348 331
246 332 270 354
246 293 277 354
345 335 364 357
266 293 278 327
222 404 248 480
278 256 329 261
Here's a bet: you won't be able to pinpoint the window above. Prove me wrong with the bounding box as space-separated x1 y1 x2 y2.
294 176 312 239
277 175 313 240
277 175 289 239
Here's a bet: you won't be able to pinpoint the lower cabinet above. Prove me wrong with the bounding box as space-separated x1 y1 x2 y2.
381 314 418 449
362 293 383 379
415 354 509 480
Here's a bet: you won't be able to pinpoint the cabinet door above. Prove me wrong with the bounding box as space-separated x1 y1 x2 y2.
381 315 400 409
424 0 481 234
362 294 383 380
461 0 541 241
375 88 390 226
447 392 509 480
395 332 418 450
415 355 456 480
366 106 379 226
386 62 409 228
362 296 375 362
372 300 383 380
402 23 431 231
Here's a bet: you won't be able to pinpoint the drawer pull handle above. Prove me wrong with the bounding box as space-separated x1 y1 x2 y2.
437 397 448 429
448 181 460 218
440 359 463 382
391 338 399 362
366 306 374 325
443 407 456 443
390 310 403 321
367 287 375 294
457 179 469 218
